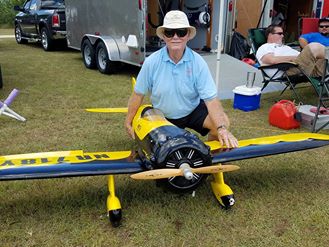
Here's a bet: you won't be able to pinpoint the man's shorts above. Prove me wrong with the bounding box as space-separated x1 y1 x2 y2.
166 100 210 136
287 45 325 77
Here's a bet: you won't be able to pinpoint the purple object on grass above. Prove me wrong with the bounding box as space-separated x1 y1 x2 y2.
4 89 19 106
0 101 3 108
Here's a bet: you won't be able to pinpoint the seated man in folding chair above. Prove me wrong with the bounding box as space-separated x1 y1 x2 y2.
256 24 326 80
299 17 329 48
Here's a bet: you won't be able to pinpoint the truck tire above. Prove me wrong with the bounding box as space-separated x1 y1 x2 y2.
95 42 117 74
41 27 54 51
15 25 28 44
82 39 96 69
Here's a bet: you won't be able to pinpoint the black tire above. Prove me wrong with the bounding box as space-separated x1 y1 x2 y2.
219 195 235 210
95 42 117 74
15 25 28 44
109 209 122 227
41 27 54 51
82 39 96 69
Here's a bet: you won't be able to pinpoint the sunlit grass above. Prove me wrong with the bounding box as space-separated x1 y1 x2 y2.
0 28 12 35
1 36 329 247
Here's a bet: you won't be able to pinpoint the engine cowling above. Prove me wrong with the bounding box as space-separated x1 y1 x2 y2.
133 106 212 192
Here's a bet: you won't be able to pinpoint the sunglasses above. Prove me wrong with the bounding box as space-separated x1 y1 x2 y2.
163 28 188 38
272 32 284 35
319 25 329 28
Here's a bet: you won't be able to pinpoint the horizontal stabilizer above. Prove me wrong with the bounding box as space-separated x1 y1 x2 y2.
85 108 128 113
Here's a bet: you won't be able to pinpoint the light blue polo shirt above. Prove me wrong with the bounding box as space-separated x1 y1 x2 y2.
300 32 329 46
135 46 217 119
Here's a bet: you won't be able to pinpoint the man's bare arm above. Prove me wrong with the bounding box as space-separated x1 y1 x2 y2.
125 92 144 139
261 53 297 65
205 98 230 128
204 98 238 148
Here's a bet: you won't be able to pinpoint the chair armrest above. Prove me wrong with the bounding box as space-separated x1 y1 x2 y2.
259 62 298 71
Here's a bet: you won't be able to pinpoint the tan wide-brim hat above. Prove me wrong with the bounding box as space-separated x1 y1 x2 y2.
156 10 196 40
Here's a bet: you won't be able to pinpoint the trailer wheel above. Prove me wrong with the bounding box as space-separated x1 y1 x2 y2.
96 42 117 74
82 39 96 69
15 25 28 44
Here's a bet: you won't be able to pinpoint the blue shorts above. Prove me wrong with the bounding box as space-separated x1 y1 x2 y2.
166 100 209 136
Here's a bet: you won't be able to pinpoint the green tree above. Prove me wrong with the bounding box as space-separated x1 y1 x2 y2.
0 0 26 26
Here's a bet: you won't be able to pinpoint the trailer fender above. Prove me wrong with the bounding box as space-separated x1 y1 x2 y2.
83 35 120 61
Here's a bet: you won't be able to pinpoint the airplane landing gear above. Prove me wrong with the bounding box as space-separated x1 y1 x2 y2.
107 175 122 227
109 209 122 227
211 168 235 210
219 194 235 210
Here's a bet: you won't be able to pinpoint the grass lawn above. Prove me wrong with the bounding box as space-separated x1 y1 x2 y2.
0 28 13 35
1 35 329 247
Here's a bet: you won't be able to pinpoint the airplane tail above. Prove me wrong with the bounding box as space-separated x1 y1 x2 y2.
131 77 136 91
85 77 136 113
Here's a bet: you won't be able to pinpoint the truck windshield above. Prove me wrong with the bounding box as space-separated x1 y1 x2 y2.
41 0 65 8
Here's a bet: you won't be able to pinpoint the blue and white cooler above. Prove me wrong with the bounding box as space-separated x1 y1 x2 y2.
233 85 262 112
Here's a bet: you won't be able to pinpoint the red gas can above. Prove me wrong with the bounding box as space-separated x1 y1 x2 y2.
269 100 300 129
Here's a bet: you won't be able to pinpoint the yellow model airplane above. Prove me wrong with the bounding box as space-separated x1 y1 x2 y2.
2 78 329 227
2 103 329 227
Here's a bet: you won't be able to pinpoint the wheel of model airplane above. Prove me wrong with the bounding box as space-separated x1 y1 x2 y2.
220 195 235 210
109 209 122 227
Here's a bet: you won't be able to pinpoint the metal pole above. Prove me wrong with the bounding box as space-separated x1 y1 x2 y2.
215 0 225 89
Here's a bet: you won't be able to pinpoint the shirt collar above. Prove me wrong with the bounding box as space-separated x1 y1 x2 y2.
162 46 191 64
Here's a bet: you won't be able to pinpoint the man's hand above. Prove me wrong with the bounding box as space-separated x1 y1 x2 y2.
217 128 239 148
125 121 135 139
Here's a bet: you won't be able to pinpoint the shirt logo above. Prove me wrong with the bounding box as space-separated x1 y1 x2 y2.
186 67 192 77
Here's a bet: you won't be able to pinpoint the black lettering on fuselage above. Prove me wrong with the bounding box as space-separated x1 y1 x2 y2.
94 154 110 159
0 153 112 168
57 157 71 163
76 155 93 160
21 159 36 165
41 158 49 163
0 160 15 166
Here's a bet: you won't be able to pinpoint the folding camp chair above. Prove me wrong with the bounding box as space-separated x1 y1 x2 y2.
248 28 319 103
312 57 329 132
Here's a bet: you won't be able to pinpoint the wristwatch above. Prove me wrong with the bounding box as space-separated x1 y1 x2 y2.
217 124 227 131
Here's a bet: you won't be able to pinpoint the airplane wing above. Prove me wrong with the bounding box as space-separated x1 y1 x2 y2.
206 133 329 163
0 150 143 181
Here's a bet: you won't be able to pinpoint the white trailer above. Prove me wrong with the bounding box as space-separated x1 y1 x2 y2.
65 0 234 74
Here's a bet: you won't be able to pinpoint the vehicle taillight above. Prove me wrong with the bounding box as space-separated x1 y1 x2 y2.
52 14 60 27
138 0 142 10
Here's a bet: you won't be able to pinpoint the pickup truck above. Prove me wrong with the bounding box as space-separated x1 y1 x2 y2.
14 0 66 51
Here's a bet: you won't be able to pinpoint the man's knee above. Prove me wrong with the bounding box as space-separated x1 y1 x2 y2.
307 42 325 58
